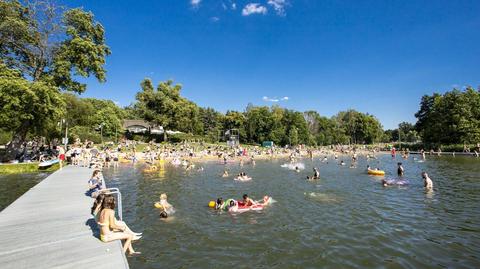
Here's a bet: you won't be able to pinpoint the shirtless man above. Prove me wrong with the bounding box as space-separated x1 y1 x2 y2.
242 194 257 206
422 172 433 190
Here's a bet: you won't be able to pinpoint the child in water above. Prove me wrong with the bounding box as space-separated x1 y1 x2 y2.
157 193 175 218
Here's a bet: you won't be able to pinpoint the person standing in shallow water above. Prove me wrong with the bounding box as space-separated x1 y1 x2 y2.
422 172 433 190
397 162 404 177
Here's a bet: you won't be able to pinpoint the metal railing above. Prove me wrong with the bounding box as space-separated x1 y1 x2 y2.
100 188 123 221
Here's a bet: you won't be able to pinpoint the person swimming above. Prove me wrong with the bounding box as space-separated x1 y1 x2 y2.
217 198 236 211
340 160 345 166
242 194 256 206
295 166 300 173
307 168 320 180
222 170 229 177
381 178 409 187
215 198 224 210
156 193 175 216
235 172 251 181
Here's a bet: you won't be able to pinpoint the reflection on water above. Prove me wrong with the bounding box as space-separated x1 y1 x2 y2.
0 172 50 211
104 155 480 268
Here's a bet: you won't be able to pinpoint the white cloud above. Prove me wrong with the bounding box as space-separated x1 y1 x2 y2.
263 96 289 102
232 2 237 10
268 0 287 16
210 16 220 22
242 3 267 16
263 96 279 102
191 0 201 7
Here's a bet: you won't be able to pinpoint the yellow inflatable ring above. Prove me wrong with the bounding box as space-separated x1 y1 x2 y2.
368 170 385 176
154 202 163 209
208 201 216 208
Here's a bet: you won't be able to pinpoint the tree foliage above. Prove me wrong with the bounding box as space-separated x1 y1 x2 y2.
0 0 110 159
415 87 480 144
130 78 385 146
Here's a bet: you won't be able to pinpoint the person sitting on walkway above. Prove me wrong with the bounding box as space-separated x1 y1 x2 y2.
97 195 142 255
87 170 104 198
91 193 141 235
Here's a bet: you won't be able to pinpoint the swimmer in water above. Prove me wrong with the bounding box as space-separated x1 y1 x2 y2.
340 160 345 166
307 168 320 180
242 194 257 206
422 172 433 190
222 170 229 177
215 198 224 210
218 198 236 211
381 178 409 187
295 166 300 173
397 162 404 176
156 193 174 215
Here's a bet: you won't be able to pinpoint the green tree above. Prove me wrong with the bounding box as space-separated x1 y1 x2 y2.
0 63 64 160
415 87 480 144
0 1 110 159
134 79 203 139
333 109 383 144
199 107 224 142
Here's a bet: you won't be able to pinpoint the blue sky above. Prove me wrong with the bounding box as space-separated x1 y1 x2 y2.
65 0 480 129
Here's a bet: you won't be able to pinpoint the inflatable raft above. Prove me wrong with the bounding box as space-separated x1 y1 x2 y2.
368 169 385 176
229 196 272 213
234 176 252 182
38 159 59 168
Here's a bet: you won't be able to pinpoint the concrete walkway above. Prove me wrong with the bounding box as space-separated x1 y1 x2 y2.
0 166 129 269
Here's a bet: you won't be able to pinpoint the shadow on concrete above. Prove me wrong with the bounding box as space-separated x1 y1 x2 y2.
85 217 100 238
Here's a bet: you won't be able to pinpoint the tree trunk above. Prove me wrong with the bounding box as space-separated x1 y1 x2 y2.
3 121 30 162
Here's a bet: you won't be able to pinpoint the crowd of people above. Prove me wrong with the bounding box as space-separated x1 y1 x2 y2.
47 139 472 256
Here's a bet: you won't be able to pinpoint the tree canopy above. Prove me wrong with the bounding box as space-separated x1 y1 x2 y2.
414 87 480 144
0 0 110 159
130 77 384 146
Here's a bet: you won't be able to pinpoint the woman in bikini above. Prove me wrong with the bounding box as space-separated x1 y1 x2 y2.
97 196 141 255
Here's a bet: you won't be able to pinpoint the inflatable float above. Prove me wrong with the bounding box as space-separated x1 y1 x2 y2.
208 196 273 213
234 176 252 182
368 169 385 176
38 159 59 168
143 166 158 173
230 196 272 213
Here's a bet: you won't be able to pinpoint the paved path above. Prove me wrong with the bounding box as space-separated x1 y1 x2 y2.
0 166 129 269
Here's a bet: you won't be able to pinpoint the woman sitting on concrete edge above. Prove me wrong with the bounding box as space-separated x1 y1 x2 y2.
97 195 142 255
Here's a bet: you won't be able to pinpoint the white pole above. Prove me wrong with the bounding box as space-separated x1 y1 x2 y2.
64 121 68 149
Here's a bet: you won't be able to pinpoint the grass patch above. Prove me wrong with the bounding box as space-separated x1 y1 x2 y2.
0 163 60 174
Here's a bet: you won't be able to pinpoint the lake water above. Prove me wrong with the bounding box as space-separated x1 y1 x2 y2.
103 154 480 268
0 172 51 211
